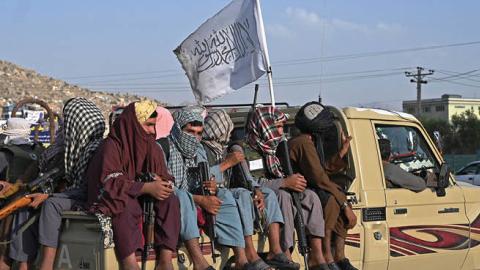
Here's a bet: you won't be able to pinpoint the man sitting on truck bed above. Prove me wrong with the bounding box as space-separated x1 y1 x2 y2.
87 101 180 270
246 106 329 270
202 109 299 269
378 138 426 192
288 101 357 270
160 107 264 270
0 98 106 270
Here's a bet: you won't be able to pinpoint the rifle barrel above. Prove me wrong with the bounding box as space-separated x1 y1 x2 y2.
139 173 155 270
276 140 310 270
198 162 218 263
0 196 32 220
229 144 265 234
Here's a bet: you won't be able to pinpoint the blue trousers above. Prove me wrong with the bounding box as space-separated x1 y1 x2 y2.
175 188 245 248
231 187 284 236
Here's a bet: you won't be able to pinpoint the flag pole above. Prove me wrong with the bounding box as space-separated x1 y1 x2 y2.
254 0 275 107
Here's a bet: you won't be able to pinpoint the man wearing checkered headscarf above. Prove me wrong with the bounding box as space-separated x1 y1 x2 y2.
246 106 287 178
167 109 204 189
63 97 106 190
202 110 300 269
7 98 106 270
202 109 234 163
245 106 328 268
160 107 250 270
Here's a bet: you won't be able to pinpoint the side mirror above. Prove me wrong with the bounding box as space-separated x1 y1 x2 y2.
436 163 450 197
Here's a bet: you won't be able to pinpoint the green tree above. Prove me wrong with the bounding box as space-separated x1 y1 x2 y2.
420 117 454 154
450 109 480 154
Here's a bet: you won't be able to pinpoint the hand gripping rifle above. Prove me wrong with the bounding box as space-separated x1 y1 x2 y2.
138 173 156 270
276 140 310 270
198 161 219 263
0 168 60 220
228 144 265 234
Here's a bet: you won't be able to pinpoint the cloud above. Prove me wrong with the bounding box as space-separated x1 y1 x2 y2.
284 6 404 35
330 18 369 33
285 7 321 25
266 23 295 38
375 22 404 33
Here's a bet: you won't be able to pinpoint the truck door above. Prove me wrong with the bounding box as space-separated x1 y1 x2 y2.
374 123 469 270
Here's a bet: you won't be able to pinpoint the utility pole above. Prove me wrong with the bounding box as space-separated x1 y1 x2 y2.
405 67 434 116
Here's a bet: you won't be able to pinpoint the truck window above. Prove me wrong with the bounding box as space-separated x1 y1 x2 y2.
376 124 440 189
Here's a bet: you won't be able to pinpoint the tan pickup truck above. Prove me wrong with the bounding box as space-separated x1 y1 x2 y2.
55 105 480 270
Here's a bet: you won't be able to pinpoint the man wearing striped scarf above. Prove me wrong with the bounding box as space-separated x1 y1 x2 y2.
163 108 262 270
202 109 300 270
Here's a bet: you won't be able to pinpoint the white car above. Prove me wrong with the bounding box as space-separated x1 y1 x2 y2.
455 161 480 186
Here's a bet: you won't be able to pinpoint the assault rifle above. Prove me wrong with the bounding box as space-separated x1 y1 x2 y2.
198 161 219 263
138 172 156 270
228 144 265 234
0 168 60 220
276 139 310 270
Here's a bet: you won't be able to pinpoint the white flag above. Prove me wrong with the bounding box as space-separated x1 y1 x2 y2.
174 0 268 103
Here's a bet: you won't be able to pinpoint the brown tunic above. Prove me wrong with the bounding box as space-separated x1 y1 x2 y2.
86 103 180 259
288 134 347 206
288 134 348 238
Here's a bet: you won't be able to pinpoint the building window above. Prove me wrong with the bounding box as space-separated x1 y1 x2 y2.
455 105 465 109
423 106 431 113
436 105 445 112
406 108 415 114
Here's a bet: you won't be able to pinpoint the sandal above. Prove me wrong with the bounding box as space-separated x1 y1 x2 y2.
309 264 330 270
264 253 300 270
244 259 273 270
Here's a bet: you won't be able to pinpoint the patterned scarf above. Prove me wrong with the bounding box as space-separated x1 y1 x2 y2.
246 106 287 178
167 109 203 190
202 109 233 164
63 98 105 191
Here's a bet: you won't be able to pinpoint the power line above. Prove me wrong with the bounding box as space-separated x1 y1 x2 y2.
429 77 480 88
70 73 185 84
88 71 403 93
434 69 480 82
62 69 179 80
80 67 410 88
83 71 401 89
273 41 480 66
60 41 480 81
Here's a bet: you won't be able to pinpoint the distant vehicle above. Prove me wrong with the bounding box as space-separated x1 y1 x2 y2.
455 161 480 186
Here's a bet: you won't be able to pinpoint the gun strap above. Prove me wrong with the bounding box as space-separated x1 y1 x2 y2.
0 213 39 245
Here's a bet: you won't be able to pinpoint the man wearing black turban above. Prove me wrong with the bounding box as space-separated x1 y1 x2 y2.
289 102 358 270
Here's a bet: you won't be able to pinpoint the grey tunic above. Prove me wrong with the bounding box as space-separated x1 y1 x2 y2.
383 162 427 192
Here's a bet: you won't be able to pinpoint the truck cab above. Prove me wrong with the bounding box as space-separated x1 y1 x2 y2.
336 107 480 270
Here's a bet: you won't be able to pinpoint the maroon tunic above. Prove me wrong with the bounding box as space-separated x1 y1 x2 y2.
86 103 180 259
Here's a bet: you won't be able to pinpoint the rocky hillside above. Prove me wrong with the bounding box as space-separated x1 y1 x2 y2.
0 60 162 117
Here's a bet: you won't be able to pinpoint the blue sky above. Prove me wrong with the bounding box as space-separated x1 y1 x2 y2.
1 0 479 108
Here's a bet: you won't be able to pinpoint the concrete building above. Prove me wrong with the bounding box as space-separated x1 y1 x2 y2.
403 94 480 121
